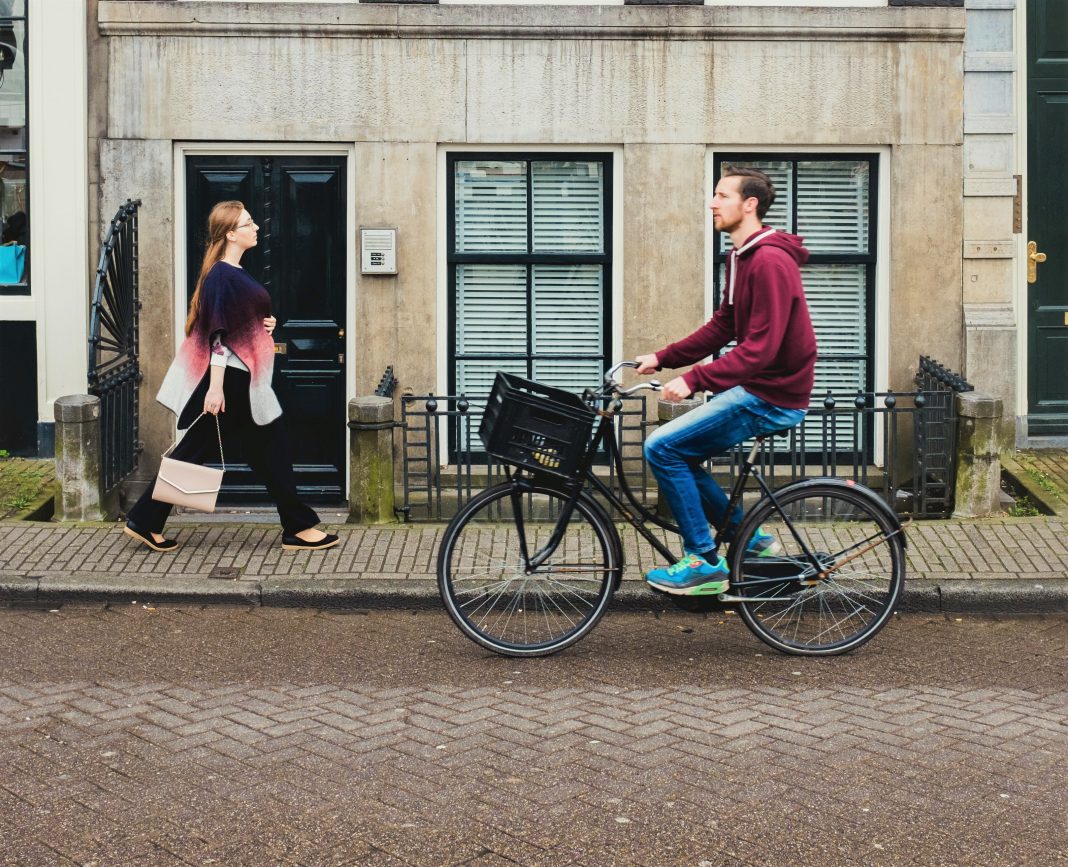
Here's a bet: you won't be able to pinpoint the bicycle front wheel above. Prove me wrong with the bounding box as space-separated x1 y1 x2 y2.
437 481 620 657
728 480 906 656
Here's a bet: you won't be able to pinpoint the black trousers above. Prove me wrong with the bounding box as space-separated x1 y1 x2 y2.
127 369 320 536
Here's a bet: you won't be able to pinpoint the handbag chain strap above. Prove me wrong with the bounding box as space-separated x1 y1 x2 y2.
213 413 226 471
164 411 226 471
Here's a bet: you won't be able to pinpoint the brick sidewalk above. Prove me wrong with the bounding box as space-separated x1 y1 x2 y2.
1 516 1065 605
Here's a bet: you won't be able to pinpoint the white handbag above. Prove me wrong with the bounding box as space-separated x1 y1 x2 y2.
151 413 226 513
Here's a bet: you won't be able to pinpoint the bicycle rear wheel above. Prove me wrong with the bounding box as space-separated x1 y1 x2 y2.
728 480 906 656
437 480 620 657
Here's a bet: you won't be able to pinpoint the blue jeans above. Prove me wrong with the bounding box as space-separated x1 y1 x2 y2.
644 386 806 557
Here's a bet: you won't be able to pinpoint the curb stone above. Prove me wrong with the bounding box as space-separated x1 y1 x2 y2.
5 573 1067 615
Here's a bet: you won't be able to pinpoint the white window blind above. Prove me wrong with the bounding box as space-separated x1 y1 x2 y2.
532 162 604 253
455 264 527 356
797 161 869 254
451 156 611 453
454 161 527 253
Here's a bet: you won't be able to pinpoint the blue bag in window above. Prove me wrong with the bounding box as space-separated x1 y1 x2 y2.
0 242 25 284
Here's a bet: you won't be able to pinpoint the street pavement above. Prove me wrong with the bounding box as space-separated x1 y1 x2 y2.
1 514 1067 613
0 606 1064 865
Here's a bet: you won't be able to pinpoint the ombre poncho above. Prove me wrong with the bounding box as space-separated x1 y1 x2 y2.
157 261 282 427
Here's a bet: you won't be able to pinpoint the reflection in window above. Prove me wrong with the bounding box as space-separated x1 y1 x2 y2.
0 2 26 293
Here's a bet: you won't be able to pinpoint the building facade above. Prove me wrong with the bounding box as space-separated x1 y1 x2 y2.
6 0 1062 505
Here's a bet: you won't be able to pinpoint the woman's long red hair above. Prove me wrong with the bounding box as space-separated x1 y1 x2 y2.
185 200 244 337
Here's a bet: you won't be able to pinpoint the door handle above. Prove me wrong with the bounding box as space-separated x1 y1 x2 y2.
1027 241 1047 284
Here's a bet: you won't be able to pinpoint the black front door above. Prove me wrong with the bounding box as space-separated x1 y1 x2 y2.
185 155 347 502
1027 0 1068 435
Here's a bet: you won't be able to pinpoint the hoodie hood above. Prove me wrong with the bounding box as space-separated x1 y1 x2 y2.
727 228 810 303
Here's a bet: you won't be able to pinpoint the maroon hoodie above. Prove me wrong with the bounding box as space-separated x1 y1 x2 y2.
656 227 817 409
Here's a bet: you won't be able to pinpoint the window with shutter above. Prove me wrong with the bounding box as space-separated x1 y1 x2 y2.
713 155 878 453
449 154 613 456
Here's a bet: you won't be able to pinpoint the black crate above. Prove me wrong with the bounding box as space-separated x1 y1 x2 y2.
479 371 597 480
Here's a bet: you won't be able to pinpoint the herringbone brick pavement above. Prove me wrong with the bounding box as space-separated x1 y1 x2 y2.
0 606 1065 865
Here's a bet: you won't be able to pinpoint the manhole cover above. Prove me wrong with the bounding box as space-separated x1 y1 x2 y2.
208 566 242 580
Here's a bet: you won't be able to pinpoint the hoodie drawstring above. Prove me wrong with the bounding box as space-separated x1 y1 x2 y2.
728 227 778 305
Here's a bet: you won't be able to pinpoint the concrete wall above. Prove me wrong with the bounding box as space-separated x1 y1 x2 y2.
93 1 966 484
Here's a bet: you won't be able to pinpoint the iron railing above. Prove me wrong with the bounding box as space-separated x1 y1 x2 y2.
395 357 973 522
397 393 652 522
374 365 397 398
87 199 142 493
912 355 974 517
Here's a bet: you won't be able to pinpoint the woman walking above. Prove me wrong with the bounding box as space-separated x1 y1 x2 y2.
123 200 339 553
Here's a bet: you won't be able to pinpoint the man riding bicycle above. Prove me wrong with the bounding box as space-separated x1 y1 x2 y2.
636 166 818 596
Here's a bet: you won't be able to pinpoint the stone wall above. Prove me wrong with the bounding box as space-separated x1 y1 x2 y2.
93 1 966 485
962 0 1017 448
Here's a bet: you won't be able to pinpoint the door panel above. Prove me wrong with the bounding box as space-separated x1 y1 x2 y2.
185 155 347 502
1028 0 1068 434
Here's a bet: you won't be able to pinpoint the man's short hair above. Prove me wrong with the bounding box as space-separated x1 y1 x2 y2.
722 165 776 221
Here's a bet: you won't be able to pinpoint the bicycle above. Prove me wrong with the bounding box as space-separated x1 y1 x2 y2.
437 362 908 658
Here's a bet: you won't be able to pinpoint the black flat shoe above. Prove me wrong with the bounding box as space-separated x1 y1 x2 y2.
124 521 179 552
282 532 340 551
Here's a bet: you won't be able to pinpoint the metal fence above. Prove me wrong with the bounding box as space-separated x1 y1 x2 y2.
395 358 972 522
87 199 142 494
396 393 652 522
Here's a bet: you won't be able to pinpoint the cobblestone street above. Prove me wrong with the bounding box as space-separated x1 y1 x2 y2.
1 606 1065 865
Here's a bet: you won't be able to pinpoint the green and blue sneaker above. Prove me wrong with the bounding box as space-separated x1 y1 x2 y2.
746 526 781 558
646 553 730 596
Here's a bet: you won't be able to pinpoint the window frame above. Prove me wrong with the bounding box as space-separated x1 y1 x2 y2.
446 150 614 455
0 0 29 296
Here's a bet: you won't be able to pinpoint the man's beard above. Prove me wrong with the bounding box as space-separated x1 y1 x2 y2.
714 214 741 235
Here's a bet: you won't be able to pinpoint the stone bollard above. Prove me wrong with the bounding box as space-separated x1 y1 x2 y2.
54 394 106 522
654 397 703 520
953 391 1004 518
348 396 396 524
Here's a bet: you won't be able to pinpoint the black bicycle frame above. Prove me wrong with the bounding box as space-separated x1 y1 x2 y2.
509 400 679 571
508 392 903 592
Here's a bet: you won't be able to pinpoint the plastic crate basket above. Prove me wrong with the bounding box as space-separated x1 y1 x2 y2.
479 371 597 480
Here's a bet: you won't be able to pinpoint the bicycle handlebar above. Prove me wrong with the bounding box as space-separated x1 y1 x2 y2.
603 360 661 397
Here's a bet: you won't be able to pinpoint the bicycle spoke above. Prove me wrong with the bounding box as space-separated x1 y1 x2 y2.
440 484 615 655
731 484 905 655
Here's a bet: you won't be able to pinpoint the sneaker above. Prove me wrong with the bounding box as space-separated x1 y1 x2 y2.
746 526 781 558
646 553 730 596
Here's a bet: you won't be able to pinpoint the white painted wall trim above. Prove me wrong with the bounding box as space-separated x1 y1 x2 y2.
172 140 357 495
1013 0 1028 438
705 145 892 401
435 142 625 406
25 0 89 424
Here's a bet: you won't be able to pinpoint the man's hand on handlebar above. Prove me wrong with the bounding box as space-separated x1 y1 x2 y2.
660 376 693 403
634 353 660 375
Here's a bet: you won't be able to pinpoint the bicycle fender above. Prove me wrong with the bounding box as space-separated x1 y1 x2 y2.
771 477 908 548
